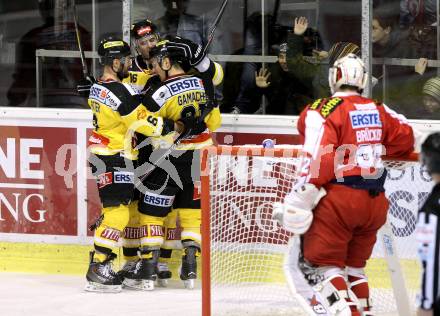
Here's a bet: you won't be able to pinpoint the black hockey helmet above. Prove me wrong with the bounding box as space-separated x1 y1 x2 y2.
421 132 440 175
98 37 131 65
131 19 159 40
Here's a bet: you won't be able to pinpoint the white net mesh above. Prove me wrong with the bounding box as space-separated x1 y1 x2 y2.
204 146 433 316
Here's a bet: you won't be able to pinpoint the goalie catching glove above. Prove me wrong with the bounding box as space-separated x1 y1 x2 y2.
272 183 326 234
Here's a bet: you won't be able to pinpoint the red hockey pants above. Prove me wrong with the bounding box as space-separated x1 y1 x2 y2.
303 184 388 268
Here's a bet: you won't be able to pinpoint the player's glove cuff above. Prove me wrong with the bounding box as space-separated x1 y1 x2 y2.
77 75 96 97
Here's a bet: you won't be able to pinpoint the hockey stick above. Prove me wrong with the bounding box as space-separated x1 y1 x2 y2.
205 0 229 52
72 0 89 78
198 0 229 122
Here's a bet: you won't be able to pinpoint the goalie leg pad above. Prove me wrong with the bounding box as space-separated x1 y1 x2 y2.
283 237 330 315
313 272 359 316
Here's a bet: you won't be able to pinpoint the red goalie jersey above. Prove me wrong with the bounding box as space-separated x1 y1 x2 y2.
297 91 415 189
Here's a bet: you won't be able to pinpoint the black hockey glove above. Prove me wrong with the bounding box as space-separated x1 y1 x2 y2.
178 116 207 136
165 36 206 66
77 75 96 98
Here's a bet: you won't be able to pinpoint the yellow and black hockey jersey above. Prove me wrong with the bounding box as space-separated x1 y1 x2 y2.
88 79 173 160
122 55 159 94
143 74 222 150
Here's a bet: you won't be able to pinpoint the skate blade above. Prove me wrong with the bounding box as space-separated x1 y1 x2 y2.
157 278 169 287
183 279 195 290
84 281 122 293
122 278 143 290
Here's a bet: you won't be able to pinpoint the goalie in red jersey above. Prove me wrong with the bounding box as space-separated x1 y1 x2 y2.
273 54 415 315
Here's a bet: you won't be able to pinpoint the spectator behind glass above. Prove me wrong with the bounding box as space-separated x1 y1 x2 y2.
286 17 360 99
6 0 91 108
400 0 437 28
154 0 231 106
252 43 313 115
228 12 269 114
155 0 206 46
372 9 431 117
420 77 440 119
400 0 437 61
227 15 322 115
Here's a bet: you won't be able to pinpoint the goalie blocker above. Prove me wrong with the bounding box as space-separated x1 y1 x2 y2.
272 183 326 235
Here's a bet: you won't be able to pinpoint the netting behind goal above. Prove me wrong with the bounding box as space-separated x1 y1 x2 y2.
200 145 432 316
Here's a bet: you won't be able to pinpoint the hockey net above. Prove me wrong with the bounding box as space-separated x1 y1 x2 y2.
200 145 431 316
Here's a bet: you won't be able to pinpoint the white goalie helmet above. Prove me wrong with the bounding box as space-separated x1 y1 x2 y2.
328 53 368 94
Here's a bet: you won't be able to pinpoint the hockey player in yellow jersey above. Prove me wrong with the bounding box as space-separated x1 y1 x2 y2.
130 40 221 290
117 20 224 289
123 19 160 94
84 37 185 293
118 19 161 284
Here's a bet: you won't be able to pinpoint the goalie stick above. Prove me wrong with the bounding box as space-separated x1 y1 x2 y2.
378 221 412 316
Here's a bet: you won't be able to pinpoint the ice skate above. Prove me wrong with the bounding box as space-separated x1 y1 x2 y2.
131 250 159 291
118 260 144 290
179 246 198 289
157 262 172 287
85 251 122 293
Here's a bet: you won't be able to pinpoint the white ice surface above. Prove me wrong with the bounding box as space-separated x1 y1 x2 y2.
0 273 201 316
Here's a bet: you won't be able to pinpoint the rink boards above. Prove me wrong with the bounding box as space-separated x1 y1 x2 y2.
0 108 439 281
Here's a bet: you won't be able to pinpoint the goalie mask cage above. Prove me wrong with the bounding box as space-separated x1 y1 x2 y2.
201 145 429 316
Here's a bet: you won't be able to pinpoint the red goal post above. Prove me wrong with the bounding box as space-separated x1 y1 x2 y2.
200 145 426 316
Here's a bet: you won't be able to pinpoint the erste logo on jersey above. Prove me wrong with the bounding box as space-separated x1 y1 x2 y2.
143 192 175 207
167 78 203 95
89 85 122 110
114 171 133 184
349 109 382 129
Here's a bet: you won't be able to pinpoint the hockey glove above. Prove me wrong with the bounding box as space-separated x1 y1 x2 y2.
77 75 96 98
165 36 205 66
178 116 207 137
272 183 326 235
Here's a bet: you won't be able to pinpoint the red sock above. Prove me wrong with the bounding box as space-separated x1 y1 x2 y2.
348 275 371 313
329 275 361 316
